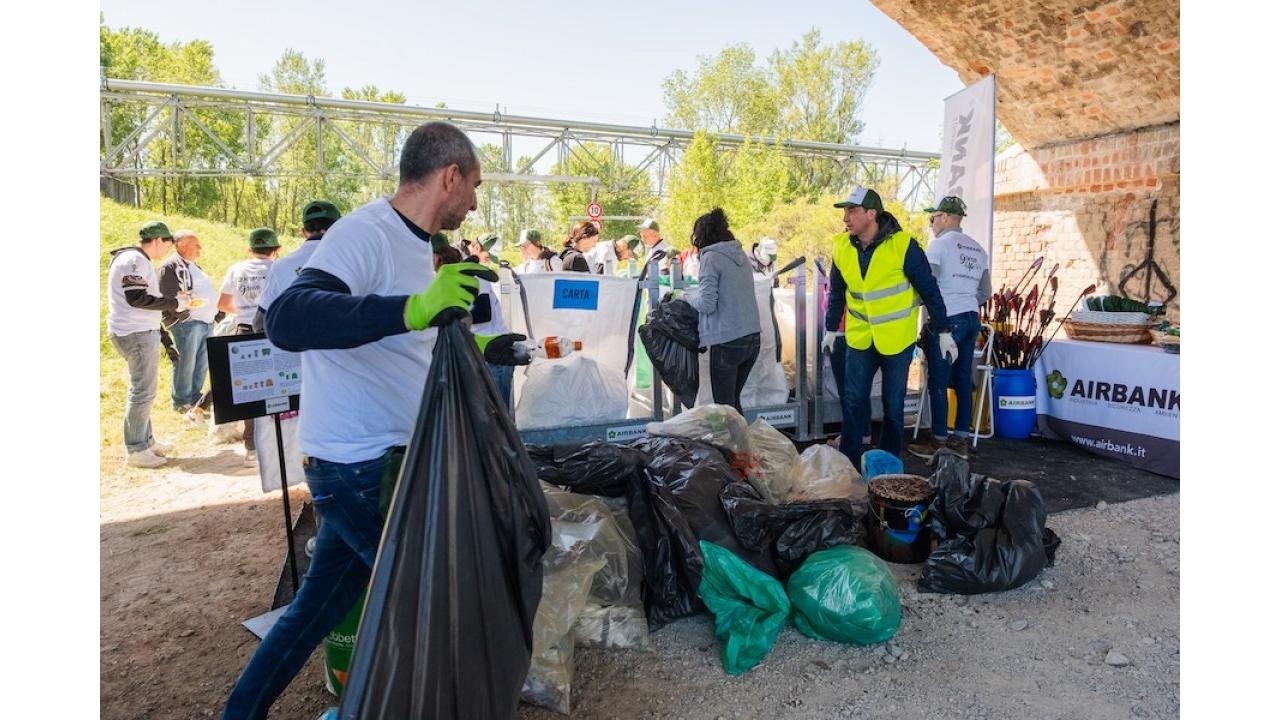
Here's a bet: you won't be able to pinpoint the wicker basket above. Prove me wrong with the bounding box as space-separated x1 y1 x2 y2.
1150 329 1181 353
1064 319 1153 344
1070 310 1152 325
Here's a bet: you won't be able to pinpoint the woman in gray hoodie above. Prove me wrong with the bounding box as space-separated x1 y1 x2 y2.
683 208 761 413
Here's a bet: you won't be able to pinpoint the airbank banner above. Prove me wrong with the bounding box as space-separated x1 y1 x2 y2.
1034 339 1180 478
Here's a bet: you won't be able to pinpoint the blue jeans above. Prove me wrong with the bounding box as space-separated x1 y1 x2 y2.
488 362 514 409
222 453 390 720
169 320 212 409
830 336 871 441
110 330 159 453
923 312 981 440
839 343 914 463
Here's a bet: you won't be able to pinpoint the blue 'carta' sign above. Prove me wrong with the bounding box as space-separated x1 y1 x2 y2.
552 279 599 310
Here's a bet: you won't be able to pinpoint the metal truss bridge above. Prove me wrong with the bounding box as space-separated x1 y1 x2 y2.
100 78 940 206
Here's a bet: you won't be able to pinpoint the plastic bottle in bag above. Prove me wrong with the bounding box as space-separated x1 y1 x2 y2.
516 337 584 361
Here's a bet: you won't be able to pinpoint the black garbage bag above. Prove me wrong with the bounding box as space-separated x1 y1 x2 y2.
639 298 700 400
918 452 1060 595
339 322 551 719
720 482 869 579
528 440 701 630
631 437 778 578
526 441 649 497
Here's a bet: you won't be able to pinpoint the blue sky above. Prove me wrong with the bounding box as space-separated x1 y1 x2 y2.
100 0 963 152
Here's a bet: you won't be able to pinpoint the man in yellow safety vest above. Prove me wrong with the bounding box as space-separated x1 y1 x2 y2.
821 187 956 464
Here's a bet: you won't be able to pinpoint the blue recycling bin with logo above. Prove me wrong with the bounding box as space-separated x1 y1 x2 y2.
993 368 1037 439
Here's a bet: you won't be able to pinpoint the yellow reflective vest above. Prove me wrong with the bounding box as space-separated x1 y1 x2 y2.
830 230 921 354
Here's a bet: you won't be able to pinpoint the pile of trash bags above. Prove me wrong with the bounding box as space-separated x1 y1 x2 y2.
919 452 1061 595
362 381 1064 715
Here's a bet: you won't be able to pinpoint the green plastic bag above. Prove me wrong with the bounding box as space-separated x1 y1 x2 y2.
698 540 791 675
787 546 900 645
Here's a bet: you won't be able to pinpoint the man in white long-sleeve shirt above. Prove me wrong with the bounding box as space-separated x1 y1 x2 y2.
909 196 992 460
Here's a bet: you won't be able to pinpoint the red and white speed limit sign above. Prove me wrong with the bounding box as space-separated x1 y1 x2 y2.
586 202 603 219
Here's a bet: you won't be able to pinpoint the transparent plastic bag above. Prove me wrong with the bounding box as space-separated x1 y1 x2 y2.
521 557 605 714
743 419 799 504
645 403 752 455
542 487 644 608
573 603 651 649
787 444 865 503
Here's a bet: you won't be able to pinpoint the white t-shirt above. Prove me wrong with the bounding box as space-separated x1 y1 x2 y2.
926 228 990 317
517 254 563 274
259 239 320 313
470 278 510 336
585 243 612 274
188 262 220 324
299 197 438 463
221 257 274 326
106 248 163 336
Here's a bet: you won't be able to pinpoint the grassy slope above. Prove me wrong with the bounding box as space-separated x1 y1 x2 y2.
99 198 304 468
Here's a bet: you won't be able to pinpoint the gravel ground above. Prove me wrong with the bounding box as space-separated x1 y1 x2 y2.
519 493 1180 720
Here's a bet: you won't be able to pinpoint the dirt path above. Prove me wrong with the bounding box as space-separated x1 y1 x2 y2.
101 432 1178 720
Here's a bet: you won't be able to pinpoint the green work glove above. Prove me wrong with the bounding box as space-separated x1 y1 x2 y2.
476 333 531 366
403 262 499 330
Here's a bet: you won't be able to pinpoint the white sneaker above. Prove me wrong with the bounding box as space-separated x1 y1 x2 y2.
184 407 207 425
126 449 167 468
244 451 258 467
150 440 174 457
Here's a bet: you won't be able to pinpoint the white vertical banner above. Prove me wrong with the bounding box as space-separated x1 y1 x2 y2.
938 75 997 257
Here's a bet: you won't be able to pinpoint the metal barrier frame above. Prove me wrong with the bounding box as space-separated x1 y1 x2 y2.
516 256 811 445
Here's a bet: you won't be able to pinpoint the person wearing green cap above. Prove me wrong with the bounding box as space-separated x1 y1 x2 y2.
223 121 530 720
612 235 642 276
908 195 991 461
106 221 190 468
256 201 342 329
467 231 502 265
821 186 954 464
516 229 562 273
217 227 282 465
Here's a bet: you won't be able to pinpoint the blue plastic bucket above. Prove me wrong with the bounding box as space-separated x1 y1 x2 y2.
993 369 1037 439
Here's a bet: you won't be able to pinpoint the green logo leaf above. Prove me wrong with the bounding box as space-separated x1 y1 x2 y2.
1047 370 1068 399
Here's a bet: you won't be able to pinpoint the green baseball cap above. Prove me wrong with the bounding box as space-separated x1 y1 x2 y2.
139 221 173 240
621 234 641 251
301 200 341 223
478 232 501 251
249 228 280 250
834 187 884 211
637 218 660 232
923 195 967 216
518 229 543 246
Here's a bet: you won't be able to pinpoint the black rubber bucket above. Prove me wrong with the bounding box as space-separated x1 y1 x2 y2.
867 474 935 564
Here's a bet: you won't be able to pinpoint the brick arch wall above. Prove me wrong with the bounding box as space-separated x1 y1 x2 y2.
870 0 1180 320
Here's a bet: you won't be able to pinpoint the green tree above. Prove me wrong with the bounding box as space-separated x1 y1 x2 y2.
100 19 234 219
662 44 780 138
545 142 656 240
661 29 880 202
